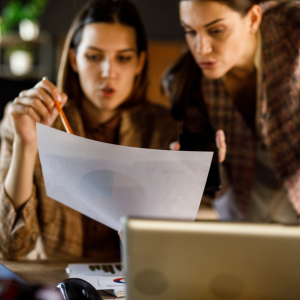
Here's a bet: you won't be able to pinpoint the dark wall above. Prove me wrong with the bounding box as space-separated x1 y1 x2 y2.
1 0 184 40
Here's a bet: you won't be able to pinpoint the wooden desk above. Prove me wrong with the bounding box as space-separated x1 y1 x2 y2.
0 260 121 299
1 260 68 287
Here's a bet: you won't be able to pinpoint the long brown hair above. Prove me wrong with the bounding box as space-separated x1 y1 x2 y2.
57 0 148 108
163 0 267 125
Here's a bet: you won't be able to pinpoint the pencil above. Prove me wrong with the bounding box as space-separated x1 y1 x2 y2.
54 100 74 135
42 76 73 135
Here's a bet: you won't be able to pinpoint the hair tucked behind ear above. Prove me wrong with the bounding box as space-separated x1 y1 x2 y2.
164 0 267 127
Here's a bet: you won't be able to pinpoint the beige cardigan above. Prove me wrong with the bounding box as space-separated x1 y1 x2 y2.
0 100 177 260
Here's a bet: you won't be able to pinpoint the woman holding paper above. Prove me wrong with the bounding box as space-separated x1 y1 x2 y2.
165 0 300 223
0 0 177 260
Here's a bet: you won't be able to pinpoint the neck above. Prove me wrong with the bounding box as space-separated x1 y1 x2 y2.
80 98 118 124
227 33 258 80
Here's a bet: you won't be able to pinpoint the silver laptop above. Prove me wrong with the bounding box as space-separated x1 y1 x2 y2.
122 218 300 300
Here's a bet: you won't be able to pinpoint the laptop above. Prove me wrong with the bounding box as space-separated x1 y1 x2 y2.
122 218 300 300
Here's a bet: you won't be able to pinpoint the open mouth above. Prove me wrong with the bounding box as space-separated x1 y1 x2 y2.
103 87 114 93
198 61 217 69
101 86 115 97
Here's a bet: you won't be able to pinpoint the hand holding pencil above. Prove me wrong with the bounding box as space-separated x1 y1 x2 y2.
9 76 71 146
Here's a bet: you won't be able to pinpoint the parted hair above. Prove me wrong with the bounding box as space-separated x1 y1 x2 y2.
180 0 264 15
57 0 148 108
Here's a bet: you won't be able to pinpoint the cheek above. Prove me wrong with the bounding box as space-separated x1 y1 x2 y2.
75 61 98 98
186 36 196 55
186 38 200 66
119 63 138 87
225 27 248 58
214 32 245 64
77 60 98 79
214 41 234 62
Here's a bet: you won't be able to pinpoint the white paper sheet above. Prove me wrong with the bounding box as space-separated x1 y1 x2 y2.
36 124 213 230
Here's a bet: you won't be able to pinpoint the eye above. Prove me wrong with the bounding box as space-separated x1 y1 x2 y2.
208 27 225 35
85 53 102 61
184 30 197 37
117 55 132 63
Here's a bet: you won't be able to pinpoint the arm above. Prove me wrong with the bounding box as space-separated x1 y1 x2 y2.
0 111 40 259
4 79 67 210
0 79 67 259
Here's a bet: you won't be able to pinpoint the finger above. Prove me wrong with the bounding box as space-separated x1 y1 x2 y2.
216 130 226 163
20 88 56 111
60 93 68 108
14 97 51 122
170 141 181 151
118 230 124 244
10 103 41 123
34 78 63 103
27 106 43 123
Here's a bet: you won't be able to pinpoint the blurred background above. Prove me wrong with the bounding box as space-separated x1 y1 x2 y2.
0 0 187 120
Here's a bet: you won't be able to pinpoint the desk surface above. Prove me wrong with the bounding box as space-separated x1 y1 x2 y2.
1 260 68 287
0 260 120 299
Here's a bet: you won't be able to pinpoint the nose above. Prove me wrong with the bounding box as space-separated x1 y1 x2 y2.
195 35 212 55
100 56 116 79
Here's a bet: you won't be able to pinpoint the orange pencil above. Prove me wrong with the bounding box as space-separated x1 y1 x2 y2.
54 100 74 135
42 76 73 135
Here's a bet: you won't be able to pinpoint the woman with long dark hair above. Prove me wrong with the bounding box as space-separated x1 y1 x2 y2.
164 0 300 223
0 0 177 260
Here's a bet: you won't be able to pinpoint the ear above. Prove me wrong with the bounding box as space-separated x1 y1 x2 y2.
247 4 262 34
69 48 78 73
136 51 146 75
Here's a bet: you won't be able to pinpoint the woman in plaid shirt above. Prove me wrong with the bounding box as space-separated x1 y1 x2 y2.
0 0 177 260
165 0 300 223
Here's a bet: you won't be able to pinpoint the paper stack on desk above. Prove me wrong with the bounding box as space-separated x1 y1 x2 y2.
66 263 125 298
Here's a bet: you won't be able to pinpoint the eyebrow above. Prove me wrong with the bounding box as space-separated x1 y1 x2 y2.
204 18 225 28
181 18 225 29
86 46 136 53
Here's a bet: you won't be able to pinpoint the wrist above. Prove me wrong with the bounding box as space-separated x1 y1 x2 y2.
13 138 38 154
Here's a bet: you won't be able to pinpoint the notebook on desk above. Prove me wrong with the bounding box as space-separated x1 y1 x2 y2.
122 218 300 300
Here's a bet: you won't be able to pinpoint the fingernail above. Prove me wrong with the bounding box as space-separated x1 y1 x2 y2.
56 94 62 102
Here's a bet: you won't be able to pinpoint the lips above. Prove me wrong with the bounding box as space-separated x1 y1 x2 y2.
198 61 217 69
100 86 116 98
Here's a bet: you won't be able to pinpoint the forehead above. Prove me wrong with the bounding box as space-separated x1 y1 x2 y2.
179 1 240 27
79 22 137 50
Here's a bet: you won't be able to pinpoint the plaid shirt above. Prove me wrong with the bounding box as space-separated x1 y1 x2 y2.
0 101 177 260
200 1 300 217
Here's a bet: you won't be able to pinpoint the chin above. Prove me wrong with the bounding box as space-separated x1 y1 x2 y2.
101 104 118 111
202 69 226 80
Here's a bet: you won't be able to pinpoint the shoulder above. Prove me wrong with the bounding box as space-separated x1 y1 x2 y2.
261 1 300 82
262 1 300 34
131 101 176 126
262 1 300 15
125 101 178 149
142 101 171 114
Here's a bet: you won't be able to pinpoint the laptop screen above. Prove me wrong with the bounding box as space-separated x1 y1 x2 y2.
123 218 300 300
